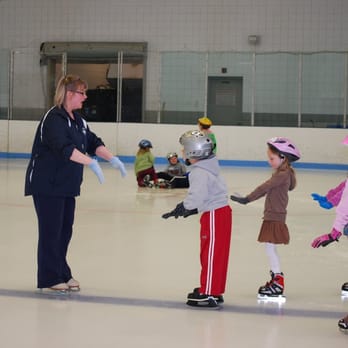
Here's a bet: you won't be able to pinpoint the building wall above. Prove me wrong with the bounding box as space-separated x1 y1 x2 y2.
1 1 348 166
1 0 348 115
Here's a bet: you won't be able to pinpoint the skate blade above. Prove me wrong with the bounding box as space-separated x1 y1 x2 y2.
341 290 348 297
37 288 70 296
186 300 221 310
339 327 348 334
257 294 286 303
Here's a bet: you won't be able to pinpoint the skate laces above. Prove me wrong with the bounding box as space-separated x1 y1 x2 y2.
259 272 284 295
263 271 275 287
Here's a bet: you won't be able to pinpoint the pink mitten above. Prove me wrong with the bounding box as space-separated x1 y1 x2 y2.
311 228 342 248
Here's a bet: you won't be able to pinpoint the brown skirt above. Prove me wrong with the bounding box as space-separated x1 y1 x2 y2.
257 220 290 244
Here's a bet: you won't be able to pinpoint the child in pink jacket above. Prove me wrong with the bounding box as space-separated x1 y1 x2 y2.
311 136 348 332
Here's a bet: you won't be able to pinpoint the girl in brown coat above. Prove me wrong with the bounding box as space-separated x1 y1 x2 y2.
230 137 300 300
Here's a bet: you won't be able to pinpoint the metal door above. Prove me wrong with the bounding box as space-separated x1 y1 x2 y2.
207 76 243 125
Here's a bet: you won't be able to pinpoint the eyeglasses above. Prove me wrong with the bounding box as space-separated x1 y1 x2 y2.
74 90 87 96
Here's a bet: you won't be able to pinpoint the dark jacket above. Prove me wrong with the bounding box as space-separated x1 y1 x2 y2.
25 106 104 197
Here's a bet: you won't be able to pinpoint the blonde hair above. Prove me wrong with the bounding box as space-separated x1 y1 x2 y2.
137 148 151 156
54 74 88 107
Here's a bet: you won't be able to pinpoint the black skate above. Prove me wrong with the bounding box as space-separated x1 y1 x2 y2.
155 179 172 189
341 282 348 297
190 287 224 304
143 175 154 188
338 315 348 333
186 290 220 309
257 272 286 303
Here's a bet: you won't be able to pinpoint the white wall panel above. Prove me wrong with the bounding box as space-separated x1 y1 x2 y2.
3 120 348 167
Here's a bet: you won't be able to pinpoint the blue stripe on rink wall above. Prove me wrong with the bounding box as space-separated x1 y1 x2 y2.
218 159 348 171
1 152 348 171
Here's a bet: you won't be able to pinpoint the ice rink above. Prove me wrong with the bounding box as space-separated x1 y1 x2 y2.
0 158 347 347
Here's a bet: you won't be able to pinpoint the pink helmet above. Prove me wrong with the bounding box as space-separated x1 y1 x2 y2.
267 137 301 162
342 135 348 145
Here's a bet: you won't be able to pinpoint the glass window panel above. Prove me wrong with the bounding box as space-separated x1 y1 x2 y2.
0 49 9 120
160 52 206 124
301 53 345 128
254 53 299 127
12 50 45 120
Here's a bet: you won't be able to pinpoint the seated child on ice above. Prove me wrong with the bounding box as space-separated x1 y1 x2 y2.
156 152 189 188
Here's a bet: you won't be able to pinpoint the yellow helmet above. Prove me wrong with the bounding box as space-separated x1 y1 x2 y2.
198 116 212 126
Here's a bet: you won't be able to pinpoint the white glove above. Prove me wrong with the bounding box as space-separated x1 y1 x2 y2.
109 156 127 177
88 159 105 184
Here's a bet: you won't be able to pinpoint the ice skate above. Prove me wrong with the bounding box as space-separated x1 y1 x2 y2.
189 287 224 304
338 315 348 332
186 289 221 309
155 179 172 189
341 282 348 297
257 272 286 302
67 278 80 292
38 282 70 295
143 175 154 188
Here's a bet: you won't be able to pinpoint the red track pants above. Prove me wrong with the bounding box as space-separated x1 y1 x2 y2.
199 205 232 296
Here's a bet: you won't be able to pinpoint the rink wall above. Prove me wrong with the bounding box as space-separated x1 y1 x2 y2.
1 120 348 170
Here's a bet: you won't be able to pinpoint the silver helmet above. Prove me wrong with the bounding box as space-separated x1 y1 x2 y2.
166 152 178 160
179 130 213 160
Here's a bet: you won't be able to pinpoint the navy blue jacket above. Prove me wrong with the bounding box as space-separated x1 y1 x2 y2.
25 106 105 197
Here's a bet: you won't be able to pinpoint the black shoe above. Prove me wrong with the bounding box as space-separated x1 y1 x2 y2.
190 287 224 303
342 282 348 291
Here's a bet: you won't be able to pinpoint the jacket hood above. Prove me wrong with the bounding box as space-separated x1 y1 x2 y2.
192 155 220 176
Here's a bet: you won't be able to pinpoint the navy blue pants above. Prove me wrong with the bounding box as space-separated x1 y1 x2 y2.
33 195 75 288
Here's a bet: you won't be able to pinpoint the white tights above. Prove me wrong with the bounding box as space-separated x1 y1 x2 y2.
265 242 281 273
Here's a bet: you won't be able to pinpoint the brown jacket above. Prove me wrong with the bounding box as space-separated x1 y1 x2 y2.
247 165 296 223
